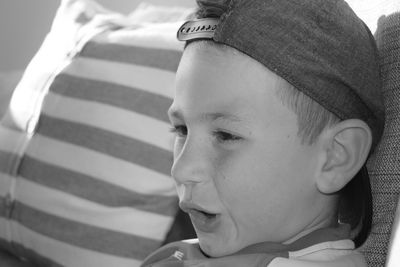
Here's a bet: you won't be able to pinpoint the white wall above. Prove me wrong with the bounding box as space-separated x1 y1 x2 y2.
0 0 195 72
0 0 59 72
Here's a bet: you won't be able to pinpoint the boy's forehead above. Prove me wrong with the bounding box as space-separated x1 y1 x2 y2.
172 44 297 127
182 41 255 68
176 46 264 104
179 42 280 86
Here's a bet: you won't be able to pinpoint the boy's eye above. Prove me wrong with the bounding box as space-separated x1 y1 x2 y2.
170 125 188 138
213 131 243 143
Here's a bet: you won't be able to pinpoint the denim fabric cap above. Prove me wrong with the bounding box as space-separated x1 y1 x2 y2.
177 0 385 150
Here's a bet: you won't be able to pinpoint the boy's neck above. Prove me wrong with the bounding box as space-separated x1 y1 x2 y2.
283 209 339 245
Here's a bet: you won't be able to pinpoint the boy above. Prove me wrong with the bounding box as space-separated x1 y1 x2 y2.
142 0 384 266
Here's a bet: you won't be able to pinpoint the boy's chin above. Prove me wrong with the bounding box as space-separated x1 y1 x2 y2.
199 242 231 258
197 233 243 258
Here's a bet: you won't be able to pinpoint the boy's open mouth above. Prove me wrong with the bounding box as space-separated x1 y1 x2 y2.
188 208 220 233
180 203 221 233
190 208 217 219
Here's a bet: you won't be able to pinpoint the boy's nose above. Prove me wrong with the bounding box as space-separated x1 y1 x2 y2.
171 137 211 186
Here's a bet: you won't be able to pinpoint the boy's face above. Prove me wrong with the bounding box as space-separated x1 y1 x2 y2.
169 43 332 257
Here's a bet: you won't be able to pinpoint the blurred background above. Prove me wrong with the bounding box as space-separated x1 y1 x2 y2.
0 0 195 72
1 0 400 72
0 0 399 114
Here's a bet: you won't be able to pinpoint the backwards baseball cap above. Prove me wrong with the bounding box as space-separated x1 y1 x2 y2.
177 0 384 150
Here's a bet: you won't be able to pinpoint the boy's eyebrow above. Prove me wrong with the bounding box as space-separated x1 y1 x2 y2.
168 108 248 124
202 112 246 123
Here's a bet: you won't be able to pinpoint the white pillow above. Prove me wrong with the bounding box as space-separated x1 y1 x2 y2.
0 1 192 266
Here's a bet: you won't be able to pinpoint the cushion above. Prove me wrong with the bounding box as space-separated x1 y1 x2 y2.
359 11 400 267
0 0 193 266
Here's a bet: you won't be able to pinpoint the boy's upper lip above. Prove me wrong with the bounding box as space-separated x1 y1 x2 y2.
179 201 218 215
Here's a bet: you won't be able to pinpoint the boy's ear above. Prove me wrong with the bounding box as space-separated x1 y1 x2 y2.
316 119 372 194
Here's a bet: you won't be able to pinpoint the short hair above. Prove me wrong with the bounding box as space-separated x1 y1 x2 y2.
275 81 340 144
194 0 231 19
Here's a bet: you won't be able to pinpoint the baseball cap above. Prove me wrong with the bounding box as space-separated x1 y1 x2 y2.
177 0 384 150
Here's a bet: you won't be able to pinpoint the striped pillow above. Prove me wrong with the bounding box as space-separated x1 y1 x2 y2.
0 1 189 266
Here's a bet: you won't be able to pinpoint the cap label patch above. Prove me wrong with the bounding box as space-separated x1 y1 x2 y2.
177 18 219 41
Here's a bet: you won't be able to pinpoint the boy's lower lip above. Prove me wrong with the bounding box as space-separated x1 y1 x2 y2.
188 209 221 233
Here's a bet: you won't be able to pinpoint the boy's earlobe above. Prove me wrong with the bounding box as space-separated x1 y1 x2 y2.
316 119 372 194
